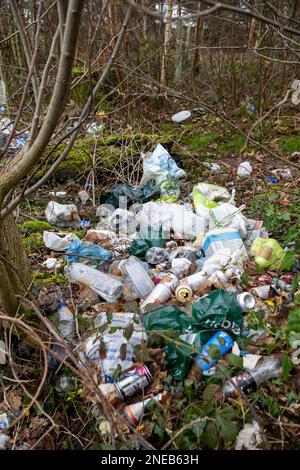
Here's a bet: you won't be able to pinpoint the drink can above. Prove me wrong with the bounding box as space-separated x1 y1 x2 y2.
114 365 152 400
236 292 255 312
175 284 193 302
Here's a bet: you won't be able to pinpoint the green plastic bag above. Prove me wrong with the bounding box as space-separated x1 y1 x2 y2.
128 226 165 257
144 306 193 332
251 238 286 271
144 307 202 381
100 181 160 209
165 332 202 381
192 289 244 338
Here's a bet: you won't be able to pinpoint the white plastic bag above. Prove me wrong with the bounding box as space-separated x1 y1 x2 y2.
108 208 136 235
208 203 248 238
84 312 146 382
78 190 90 204
193 183 234 220
171 110 191 123
237 161 252 177
42 257 62 269
235 421 262 450
43 231 79 251
45 201 80 227
140 144 186 187
137 202 207 240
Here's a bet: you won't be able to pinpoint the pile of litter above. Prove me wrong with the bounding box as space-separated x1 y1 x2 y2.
1 143 299 450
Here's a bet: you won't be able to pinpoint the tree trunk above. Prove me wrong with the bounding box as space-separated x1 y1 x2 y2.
247 17 257 48
192 1 204 81
0 214 31 315
160 0 173 87
174 4 183 83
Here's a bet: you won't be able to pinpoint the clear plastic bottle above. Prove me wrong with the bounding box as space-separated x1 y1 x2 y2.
124 256 154 297
66 262 123 302
223 357 282 400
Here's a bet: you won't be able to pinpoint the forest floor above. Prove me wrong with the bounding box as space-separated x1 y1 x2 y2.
1 111 300 450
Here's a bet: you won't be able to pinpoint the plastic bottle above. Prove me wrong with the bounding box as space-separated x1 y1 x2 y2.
57 302 75 341
223 357 282 400
124 256 154 297
66 263 123 303
140 273 178 313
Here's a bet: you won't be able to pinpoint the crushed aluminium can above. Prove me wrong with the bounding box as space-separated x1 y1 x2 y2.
114 365 152 400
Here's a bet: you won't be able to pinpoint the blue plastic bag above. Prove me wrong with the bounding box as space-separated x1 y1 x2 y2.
65 239 112 263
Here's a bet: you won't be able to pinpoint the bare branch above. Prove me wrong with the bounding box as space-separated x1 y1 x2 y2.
1 4 133 218
9 0 40 104
0 0 84 211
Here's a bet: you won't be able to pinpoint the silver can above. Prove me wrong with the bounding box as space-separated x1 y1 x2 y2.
114 365 152 400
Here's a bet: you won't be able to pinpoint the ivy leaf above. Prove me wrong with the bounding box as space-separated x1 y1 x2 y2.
124 323 134 342
227 353 243 369
119 343 127 361
282 354 293 380
216 413 239 442
265 343 279 354
99 341 106 360
280 251 295 272
153 423 165 440
285 307 300 334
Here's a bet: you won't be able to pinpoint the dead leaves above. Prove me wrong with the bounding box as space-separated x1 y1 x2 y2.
8 391 22 412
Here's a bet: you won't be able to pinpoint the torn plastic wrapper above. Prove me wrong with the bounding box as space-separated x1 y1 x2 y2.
65 239 112 263
140 144 186 186
43 231 79 251
83 312 146 383
45 201 80 227
137 201 207 241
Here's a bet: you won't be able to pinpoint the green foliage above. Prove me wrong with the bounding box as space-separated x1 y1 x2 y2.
287 391 298 405
280 251 296 271
282 354 293 380
278 136 300 153
255 394 281 418
227 353 243 369
184 132 218 150
285 307 300 334
216 409 239 442
18 220 52 233
218 136 245 153
249 189 300 250
22 233 44 252
33 272 67 285
201 421 219 449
